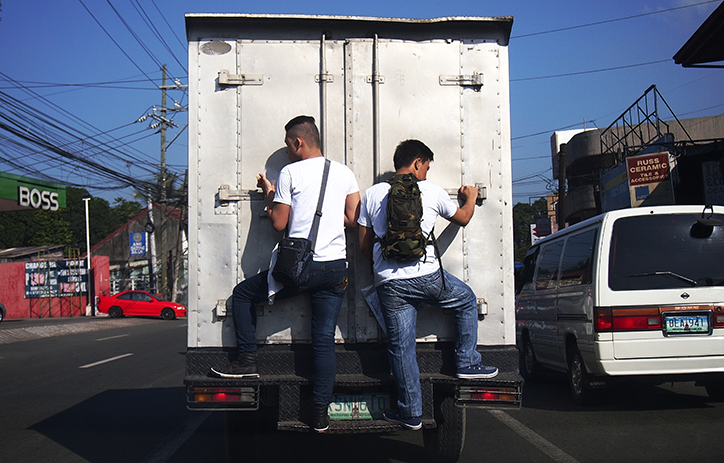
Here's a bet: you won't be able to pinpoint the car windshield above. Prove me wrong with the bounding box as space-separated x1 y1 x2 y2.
608 213 724 290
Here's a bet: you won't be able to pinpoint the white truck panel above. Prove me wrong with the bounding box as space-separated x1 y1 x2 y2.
187 15 515 349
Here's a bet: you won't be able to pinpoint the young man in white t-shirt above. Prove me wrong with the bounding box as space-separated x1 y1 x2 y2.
212 116 360 433
357 139 498 430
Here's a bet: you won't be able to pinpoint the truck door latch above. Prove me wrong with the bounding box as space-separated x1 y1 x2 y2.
218 70 263 86
218 185 245 202
439 72 483 88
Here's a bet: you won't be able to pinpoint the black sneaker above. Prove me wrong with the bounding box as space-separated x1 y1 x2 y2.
210 353 260 378
383 409 422 430
311 403 329 433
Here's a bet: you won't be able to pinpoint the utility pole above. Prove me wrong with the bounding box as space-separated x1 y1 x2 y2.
160 65 169 301
136 65 188 301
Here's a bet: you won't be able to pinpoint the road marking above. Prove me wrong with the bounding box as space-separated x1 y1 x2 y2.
488 410 580 463
141 411 210 463
79 353 134 369
96 334 130 341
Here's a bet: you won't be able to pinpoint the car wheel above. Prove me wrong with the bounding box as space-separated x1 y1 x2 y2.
108 306 123 318
520 335 542 381
568 345 599 405
161 308 176 320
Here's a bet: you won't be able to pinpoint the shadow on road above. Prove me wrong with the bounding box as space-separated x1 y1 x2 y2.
30 387 429 463
521 372 717 412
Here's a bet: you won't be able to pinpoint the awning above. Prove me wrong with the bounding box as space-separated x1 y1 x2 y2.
673 2 724 68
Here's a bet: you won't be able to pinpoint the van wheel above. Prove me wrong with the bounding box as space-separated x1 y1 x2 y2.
568 346 597 405
423 394 466 463
520 336 542 381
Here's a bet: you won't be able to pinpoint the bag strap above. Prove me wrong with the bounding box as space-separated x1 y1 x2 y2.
428 229 446 291
309 158 331 252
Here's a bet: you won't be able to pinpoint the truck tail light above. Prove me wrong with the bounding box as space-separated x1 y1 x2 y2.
458 386 521 407
188 387 258 410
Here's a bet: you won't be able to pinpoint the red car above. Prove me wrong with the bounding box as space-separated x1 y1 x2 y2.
96 290 186 320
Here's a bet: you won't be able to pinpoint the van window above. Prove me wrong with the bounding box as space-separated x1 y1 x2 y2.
517 247 539 293
559 230 597 287
609 213 724 290
535 241 564 290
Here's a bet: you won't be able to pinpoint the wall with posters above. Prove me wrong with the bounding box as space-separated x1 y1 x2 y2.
0 256 109 320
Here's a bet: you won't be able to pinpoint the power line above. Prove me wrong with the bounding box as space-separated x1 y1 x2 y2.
131 0 187 73
512 59 671 82
151 0 187 53
78 0 157 85
511 0 721 39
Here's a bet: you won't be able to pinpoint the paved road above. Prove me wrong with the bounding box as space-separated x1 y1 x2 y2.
2 316 724 462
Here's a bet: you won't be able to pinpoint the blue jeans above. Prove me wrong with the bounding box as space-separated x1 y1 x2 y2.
232 259 348 406
376 269 482 419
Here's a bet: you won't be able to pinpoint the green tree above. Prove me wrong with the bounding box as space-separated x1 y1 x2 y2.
513 198 549 262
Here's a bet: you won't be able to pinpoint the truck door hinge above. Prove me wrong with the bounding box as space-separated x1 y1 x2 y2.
366 74 385 84
439 72 483 88
315 73 334 83
215 299 227 318
218 70 263 86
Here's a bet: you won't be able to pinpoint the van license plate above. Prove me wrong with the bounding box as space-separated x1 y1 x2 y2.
664 314 709 334
329 394 389 420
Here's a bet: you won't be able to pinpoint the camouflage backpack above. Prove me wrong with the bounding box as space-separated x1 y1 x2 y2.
379 173 428 260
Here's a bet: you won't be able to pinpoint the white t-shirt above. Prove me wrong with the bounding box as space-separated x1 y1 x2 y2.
358 180 458 286
275 156 359 261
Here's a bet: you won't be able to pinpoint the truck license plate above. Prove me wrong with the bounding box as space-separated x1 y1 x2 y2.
329 394 389 420
664 314 709 334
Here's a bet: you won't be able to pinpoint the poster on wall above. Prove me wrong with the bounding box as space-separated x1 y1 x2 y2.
702 161 724 206
25 259 88 298
627 152 674 207
129 232 147 257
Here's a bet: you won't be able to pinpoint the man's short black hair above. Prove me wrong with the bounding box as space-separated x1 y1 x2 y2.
393 139 434 170
285 115 320 149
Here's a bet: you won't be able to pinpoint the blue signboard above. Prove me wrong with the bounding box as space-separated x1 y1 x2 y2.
130 232 147 257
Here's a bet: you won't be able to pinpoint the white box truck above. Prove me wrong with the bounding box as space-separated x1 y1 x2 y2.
185 14 520 462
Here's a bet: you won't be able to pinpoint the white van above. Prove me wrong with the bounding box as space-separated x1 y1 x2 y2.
515 205 724 404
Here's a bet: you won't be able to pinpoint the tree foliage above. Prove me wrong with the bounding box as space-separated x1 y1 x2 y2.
0 187 143 254
513 198 549 263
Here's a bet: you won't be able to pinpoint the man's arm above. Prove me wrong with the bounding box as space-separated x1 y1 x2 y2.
344 192 361 229
358 225 375 262
447 185 479 227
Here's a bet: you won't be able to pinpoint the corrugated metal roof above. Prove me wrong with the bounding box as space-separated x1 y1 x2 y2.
0 245 65 262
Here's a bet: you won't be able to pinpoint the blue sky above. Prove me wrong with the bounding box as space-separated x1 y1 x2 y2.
0 0 722 205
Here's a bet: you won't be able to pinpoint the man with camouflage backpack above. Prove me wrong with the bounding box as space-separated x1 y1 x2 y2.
357 139 498 430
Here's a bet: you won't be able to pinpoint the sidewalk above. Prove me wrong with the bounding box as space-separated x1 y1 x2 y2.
0 316 158 345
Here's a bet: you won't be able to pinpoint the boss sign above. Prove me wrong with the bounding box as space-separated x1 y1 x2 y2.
18 186 60 211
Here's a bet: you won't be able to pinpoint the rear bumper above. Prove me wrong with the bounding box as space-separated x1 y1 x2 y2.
185 343 523 430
